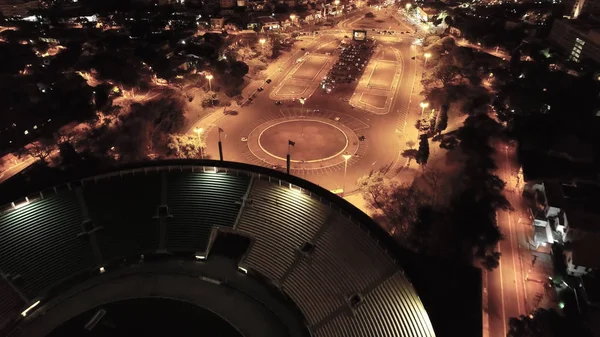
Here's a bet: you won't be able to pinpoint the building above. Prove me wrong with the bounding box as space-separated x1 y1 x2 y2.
565 234 600 276
530 181 600 244
548 17 600 63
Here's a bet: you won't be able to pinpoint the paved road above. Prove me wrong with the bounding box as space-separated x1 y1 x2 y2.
202 15 421 193
485 141 540 337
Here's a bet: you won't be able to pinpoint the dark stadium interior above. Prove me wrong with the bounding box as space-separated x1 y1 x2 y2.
0 160 482 337
47 298 243 337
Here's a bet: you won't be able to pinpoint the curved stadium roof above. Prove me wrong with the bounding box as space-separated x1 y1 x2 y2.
0 160 436 337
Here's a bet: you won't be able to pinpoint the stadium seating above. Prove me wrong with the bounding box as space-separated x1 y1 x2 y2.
0 276 25 331
166 172 250 252
0 193 96 297
237 180 329 282
315 272 436 337
82 174 161 261
0 162 437 337
282 215 397 326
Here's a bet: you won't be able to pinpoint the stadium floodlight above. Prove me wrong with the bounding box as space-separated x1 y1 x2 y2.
195 254 207 260
99 267 105 274
238 267 248 274
21 300 41 317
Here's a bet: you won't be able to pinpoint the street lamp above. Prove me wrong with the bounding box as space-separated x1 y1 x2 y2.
405 3 412 10
194 127 204 158
423 52 431 68
342 153 352 197
420 102 429 117
259 38 266 50
290 14 296 27
206 74 213 91
299 97 306 113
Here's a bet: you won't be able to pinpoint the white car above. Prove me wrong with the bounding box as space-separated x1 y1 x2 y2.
241 137 248 142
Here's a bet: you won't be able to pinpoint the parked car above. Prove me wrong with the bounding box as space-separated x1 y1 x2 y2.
266 79 272 84
257 87 264 91
275 101 282 105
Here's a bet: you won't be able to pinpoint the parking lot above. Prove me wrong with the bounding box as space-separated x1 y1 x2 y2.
292 55 330 81
322 40 375 90
368 62 396 90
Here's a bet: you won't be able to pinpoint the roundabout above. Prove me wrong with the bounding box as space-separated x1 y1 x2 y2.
245 112 365 171
258 120 348 162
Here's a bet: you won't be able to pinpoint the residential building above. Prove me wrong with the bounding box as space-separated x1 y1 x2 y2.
220 0 235 8
529 181 600 245
258 16 280 31
548 17 600 63
565 233 600 276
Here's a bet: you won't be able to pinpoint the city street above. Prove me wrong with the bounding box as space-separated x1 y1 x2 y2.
200 14 422 193
484 142 554 337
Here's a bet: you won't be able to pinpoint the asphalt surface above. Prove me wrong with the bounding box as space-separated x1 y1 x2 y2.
203 13 420 193
485 142 534 337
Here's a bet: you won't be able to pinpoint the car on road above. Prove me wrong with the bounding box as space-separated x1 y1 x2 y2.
241 137 248 142
257 87 264 91
266 79 272 84
301 48 306 51
275 101 282 105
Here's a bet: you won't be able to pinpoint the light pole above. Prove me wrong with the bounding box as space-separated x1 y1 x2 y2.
194 127 204 158
405 3 411 11
419 102 429 118
206 74 213 91
290 14 296 28
299 97 306 114
342 153 352 197
259 38 266 51
334 0 340 15
423 52 431 69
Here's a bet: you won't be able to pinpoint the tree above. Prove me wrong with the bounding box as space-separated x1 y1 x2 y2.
19 138 56 164
406 140 416 149
167 134 205 159
422 165 443 205
402 149 418 165
356 171 425 238
508 308 592 337
416 135 430 167
230 61 249 78
436 105 449 135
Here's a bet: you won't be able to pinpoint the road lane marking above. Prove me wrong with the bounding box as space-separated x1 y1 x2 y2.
495 222 508 337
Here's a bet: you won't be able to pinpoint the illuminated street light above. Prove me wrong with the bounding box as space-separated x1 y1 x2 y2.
423 52 431 68
342 153 352 197
420 102 429 117
290 14 296 26
259 38 266 49
205 74 213 91
194 127 204 158
405 3 411 10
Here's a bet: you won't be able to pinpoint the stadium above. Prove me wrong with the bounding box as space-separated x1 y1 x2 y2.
0 160 478 337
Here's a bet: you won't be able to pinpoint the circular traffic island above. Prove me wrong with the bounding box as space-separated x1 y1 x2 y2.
259 120 348 162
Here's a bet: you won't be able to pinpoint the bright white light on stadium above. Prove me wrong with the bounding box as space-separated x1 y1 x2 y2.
288 184 302 194
12 198 30 210
21 300 40 317
99 267 105 273
195 255 206 260
238 267 248 274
